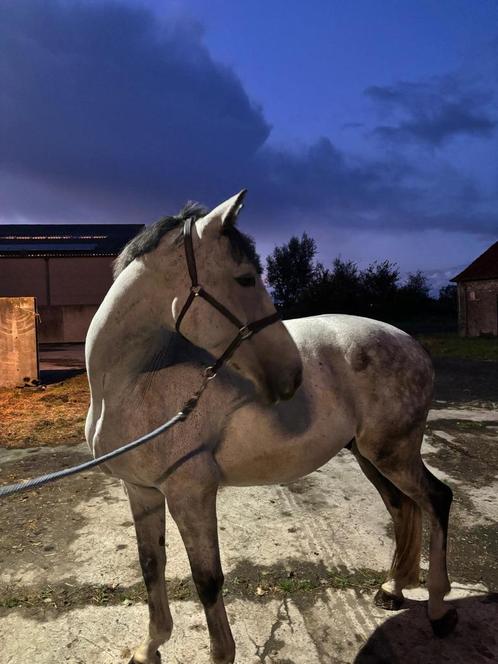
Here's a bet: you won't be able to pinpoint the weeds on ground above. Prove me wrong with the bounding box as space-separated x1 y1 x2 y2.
0 567 387 610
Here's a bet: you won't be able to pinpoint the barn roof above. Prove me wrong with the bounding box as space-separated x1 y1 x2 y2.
0 224 144 257
452 241 498 283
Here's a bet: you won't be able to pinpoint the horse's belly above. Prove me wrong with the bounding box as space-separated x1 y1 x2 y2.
215 374 355 486
216 432 352 486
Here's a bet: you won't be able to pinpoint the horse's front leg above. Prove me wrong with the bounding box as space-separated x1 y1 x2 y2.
166 470 235 664
125 482 173 664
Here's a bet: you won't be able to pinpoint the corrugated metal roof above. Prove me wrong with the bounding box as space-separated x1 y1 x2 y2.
0 224 144 257
452 241 498 282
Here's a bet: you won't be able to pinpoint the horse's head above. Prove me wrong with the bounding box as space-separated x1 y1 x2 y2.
168 191 303 403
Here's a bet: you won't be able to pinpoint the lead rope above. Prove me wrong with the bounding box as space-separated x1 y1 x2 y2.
0 369 215 499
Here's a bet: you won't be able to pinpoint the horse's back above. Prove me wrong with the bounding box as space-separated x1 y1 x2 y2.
285 314 434 438
285 314 431 375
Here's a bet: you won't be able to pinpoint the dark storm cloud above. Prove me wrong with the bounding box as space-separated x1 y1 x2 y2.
0 0 496 240
1 0 393 225
366 76 497 146
0 0 269 210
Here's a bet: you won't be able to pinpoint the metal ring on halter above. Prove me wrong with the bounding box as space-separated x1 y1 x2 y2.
239 325 253 340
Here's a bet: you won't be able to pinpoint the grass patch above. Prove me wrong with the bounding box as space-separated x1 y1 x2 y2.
0 567 387 611
0 374 89 449
454 419 494 431
428 419 496 433
276 577 319 593
417 334 498 361
327 568 384 591
228 564 386 599
0 578 193 610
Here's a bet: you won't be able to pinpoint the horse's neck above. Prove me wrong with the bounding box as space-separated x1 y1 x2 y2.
86 261 176 380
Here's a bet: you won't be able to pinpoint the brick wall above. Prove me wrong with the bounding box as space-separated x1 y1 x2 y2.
458 279 498 337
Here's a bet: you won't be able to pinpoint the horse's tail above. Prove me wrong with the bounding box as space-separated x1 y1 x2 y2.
390 495 422 587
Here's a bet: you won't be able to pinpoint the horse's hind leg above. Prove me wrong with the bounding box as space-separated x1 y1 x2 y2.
125 482 173 664
350 440 422 609
357 428 457 636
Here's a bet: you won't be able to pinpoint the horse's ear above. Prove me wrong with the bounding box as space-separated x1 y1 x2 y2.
196 190 247 237
220 189 247 227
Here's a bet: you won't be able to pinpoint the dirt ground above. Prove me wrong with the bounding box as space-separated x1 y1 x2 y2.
0 349 497 663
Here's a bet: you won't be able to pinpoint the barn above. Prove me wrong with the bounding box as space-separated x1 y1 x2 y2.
452 241 498 337
0 224 143 343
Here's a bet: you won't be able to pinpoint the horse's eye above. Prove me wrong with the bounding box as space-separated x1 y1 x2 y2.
235 275 256 288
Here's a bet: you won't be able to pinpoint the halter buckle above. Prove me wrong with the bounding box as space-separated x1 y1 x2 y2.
239 325 253 340
191 285 202 296
203 366 217 380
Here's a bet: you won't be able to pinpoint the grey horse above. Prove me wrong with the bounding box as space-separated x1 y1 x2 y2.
85 191 456 664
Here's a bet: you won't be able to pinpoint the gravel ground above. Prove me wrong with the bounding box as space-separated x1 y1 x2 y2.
0 355 497 663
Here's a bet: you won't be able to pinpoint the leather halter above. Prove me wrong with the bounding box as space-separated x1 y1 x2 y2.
175 217 281 378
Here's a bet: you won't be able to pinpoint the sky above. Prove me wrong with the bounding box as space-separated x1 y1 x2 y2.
1 0 497 290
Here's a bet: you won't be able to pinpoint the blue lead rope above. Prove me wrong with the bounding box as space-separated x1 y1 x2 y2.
0 411 185 499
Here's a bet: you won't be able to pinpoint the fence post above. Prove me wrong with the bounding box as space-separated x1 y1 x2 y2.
0 296 39 387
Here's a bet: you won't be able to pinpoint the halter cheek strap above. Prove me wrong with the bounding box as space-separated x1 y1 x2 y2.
175 217 280 377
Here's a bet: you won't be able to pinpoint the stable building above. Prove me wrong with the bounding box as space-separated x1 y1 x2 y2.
452 241 498 337
0 224 143 343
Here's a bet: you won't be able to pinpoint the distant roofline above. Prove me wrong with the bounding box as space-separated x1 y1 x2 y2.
451 275 497 283
0 223 145 258
0 223 144 229
0 223 144 234
0 251 122 258
1 234 108 240
451 240 498 282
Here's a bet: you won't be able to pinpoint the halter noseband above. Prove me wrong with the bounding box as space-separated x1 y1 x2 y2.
175 217 280 378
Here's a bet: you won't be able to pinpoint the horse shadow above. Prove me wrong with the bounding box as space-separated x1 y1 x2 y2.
354 593 498 663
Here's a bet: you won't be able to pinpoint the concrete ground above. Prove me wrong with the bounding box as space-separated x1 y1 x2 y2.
1 395 497 663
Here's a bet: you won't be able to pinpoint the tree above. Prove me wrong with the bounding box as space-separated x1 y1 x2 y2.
306 257 362 314
330 258 362 313
402 271 430 298
438 284 458 314
396 270 432 319
264 233 457 330
266 233 319 312
360 260 400 318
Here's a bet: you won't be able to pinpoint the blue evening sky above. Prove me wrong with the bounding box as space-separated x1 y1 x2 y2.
1 0 497 289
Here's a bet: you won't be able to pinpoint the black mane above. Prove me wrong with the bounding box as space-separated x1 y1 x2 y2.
113 202 206 278
113 201 261 278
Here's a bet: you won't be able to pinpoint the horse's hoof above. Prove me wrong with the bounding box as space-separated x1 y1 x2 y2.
374 588 404 610
128 652 161 664
430 607 458 638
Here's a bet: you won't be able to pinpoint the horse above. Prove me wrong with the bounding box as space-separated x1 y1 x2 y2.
85 191 457 664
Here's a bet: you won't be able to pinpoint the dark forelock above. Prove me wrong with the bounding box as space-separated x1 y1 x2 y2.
112 202 207 278
113 202 262 278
